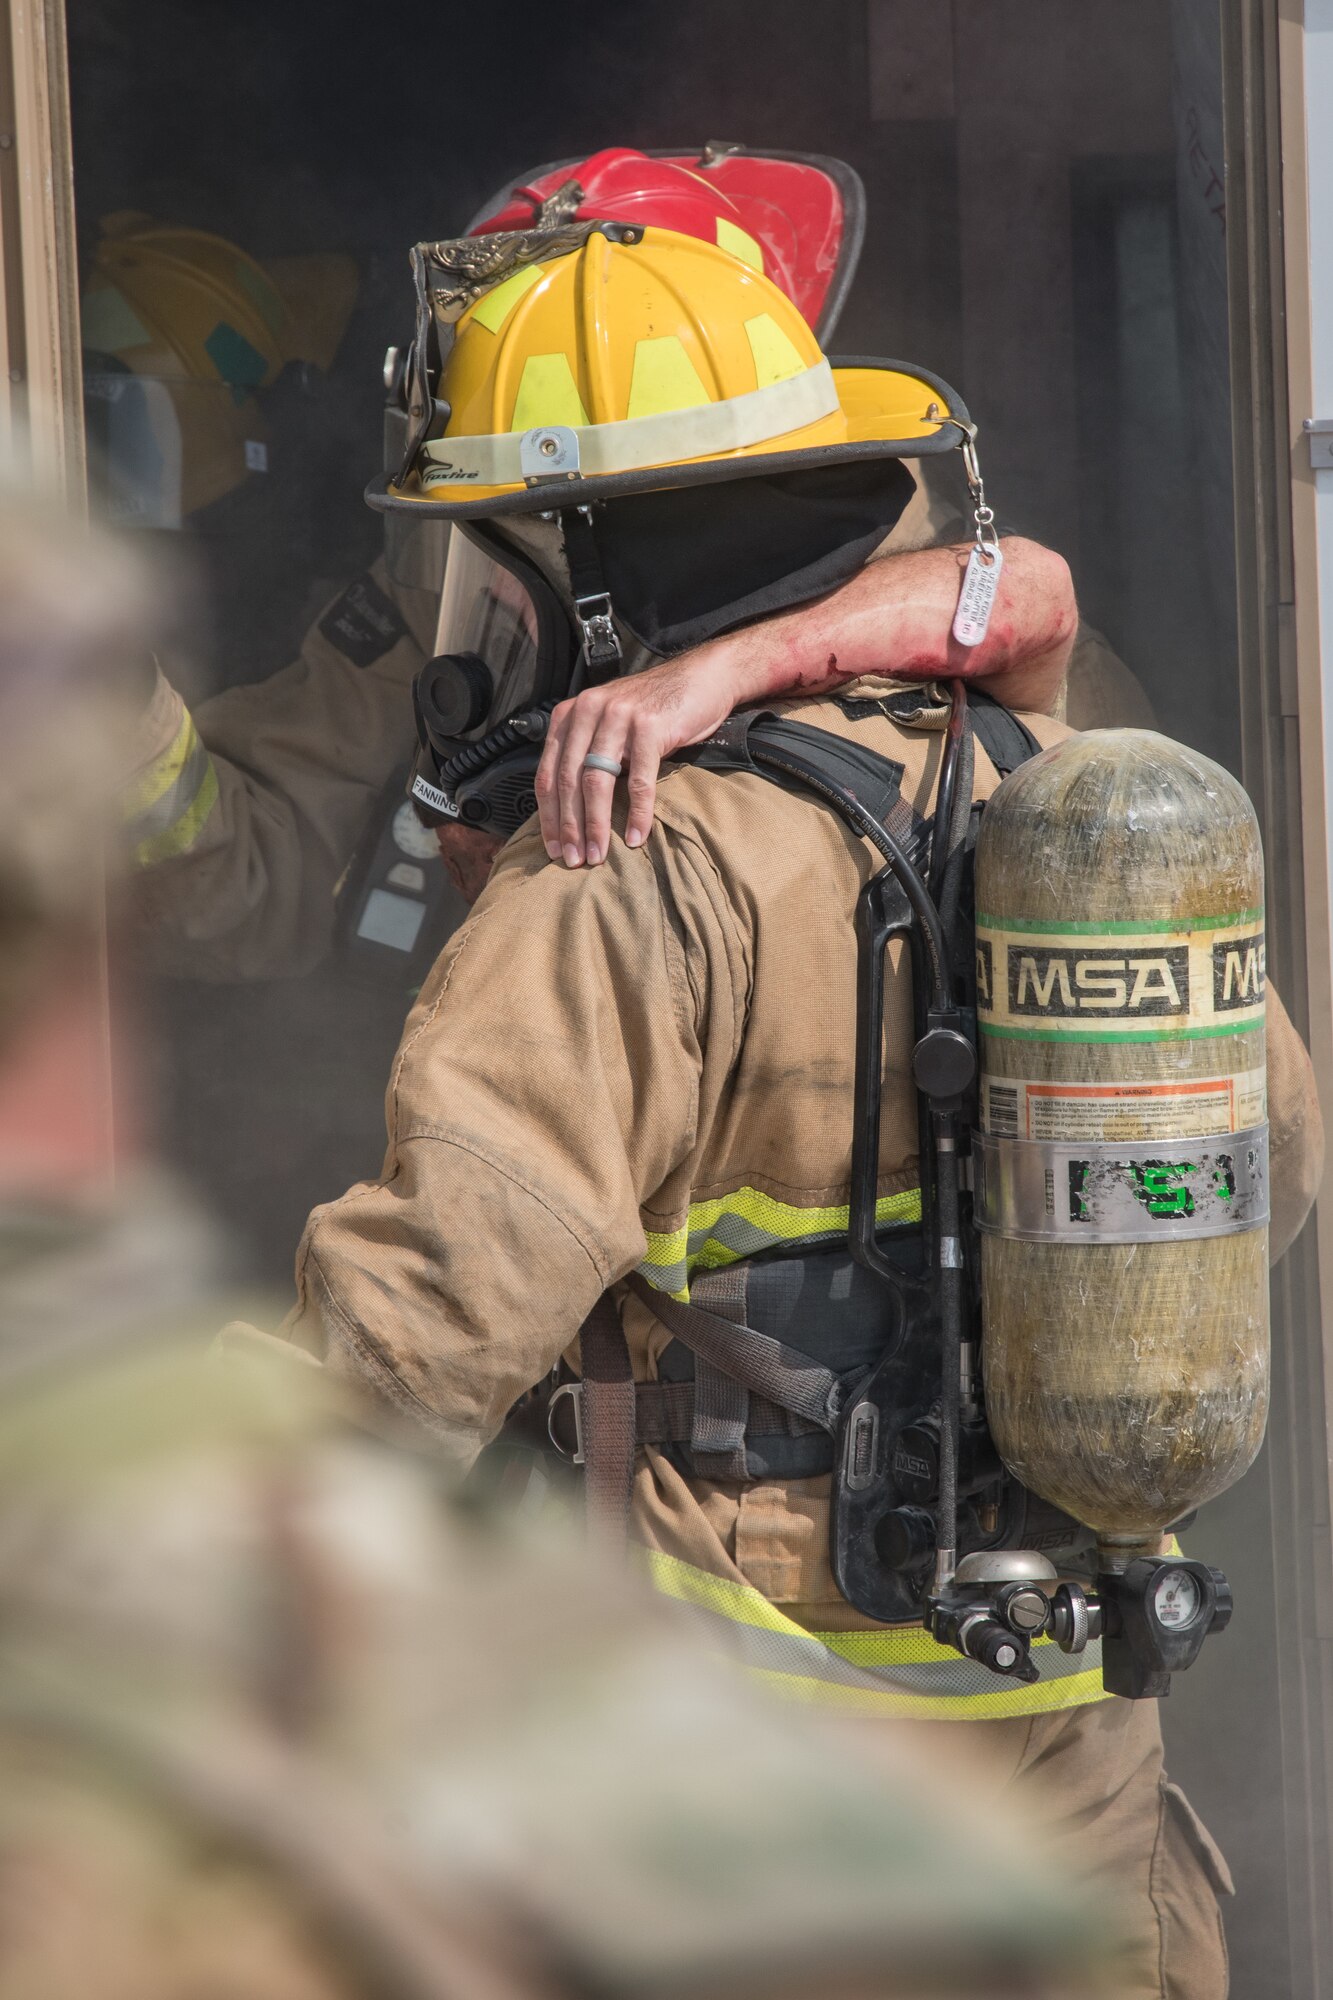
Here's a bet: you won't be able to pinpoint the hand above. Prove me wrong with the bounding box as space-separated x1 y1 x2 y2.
535 650 739 867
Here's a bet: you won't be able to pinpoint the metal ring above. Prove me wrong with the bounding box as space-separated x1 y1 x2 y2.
546 1382 585 1465
582 751 624 778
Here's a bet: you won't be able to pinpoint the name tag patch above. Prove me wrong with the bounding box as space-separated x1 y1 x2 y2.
319 574 409 667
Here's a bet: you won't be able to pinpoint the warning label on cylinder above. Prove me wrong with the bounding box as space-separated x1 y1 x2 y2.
975 915 1265 1041
981 1071 1267 1142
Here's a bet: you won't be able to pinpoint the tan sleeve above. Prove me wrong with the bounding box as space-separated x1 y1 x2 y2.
280 822 743 1461
871 459 966 553
1062 623 1158 731
1267 982 1324 1262
123 557 434 982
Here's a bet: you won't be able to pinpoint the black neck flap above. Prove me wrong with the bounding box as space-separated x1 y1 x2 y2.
587 458 917 656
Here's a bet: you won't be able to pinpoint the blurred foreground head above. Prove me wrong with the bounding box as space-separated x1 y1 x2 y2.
0 487 161 1216
0 486 150 1041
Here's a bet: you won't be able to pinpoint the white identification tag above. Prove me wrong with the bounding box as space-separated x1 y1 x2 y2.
412 773 460 820
952 542 1004 648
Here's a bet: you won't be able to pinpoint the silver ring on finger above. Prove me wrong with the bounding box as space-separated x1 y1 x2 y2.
582 752 623 777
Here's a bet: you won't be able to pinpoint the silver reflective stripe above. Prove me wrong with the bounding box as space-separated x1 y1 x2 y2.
636 1216 836 1296
675 1583 1104 1701
640 1218 845 1299
974 1123 1270 1243
644 1553 1113 1718
127 729 212 847
419 360 839 488
639 1189 924 1300
686 1211 842 1264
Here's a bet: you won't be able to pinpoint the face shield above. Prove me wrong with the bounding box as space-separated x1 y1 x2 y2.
381 404 450 595
83 350 291 531
83 362 188 530
408 520 575 838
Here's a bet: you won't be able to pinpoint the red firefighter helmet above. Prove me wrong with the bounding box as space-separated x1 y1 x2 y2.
467 143 864 342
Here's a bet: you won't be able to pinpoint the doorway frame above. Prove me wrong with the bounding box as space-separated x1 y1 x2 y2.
1222 2 1333 1987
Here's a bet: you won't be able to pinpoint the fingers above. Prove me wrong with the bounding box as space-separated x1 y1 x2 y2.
552 697 597 865
534 690 626 867
534 669 690 868
580 708 634 866
535 699 573 859
622 722 662 852
536 695 599 864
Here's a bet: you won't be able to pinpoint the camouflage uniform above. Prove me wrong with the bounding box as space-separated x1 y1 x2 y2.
0 1195 1110 2000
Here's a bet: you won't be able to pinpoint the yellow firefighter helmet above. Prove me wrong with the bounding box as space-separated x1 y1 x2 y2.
382 222 966 519
81 214 357 523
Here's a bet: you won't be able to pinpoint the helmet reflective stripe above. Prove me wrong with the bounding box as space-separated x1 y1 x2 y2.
715 216 764 271
420 358 838 490
639 1182 922 1300
123 708 219 866
646 1552 1113 1720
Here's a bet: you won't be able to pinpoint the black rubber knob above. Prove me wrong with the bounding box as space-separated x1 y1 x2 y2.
912 1027 976 1099
1206 1567 1234 1635
874 1505 936 1572
419 652 494 739
966 1620 1026 1676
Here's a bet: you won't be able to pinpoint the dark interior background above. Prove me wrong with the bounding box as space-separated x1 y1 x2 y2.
70 5 1288 1990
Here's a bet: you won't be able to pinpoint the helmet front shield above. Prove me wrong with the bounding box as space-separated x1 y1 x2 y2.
466 143 864 344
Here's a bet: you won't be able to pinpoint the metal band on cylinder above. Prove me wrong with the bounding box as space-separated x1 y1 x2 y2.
973 1123 1270 1244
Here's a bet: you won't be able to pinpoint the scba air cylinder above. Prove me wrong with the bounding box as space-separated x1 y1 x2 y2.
972 729 1269 1569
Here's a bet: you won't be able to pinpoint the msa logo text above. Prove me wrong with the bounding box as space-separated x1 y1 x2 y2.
1212 935 1266 1011
1007 944 1190 1020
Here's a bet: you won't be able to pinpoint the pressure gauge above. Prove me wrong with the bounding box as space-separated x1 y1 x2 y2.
393 800 440 861
1150 1567 1203 1631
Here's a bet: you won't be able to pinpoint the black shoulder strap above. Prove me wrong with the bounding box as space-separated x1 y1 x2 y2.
690 710 904 817
687 710 933 868
683 695 1043 865
690 695 1041 805
967 689 1042 776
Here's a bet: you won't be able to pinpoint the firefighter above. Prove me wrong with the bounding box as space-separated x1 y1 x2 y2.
265 220 1323 1995
81 209 442 981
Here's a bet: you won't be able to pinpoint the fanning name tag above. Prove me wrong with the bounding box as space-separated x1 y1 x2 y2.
952 542 1004 648
411 773 460 819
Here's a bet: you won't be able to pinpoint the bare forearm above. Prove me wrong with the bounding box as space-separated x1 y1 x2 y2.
702 536 1077 715
537 534 1079 868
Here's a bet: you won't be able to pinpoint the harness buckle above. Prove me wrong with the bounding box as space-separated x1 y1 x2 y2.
547 1380 585 1464
574 592 623 671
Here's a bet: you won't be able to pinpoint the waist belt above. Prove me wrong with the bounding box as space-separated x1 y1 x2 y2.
560 1376 824 1460
576 1251 906 1534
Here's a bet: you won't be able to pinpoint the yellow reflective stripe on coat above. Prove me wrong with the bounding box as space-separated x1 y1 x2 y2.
646 1551 1113 1721
638 1185 923 1298
125 711 219 866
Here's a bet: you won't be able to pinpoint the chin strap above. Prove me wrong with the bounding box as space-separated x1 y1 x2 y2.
559 505 623 680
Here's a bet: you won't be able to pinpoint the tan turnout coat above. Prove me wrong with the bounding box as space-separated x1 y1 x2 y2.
280 681 1323 1618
